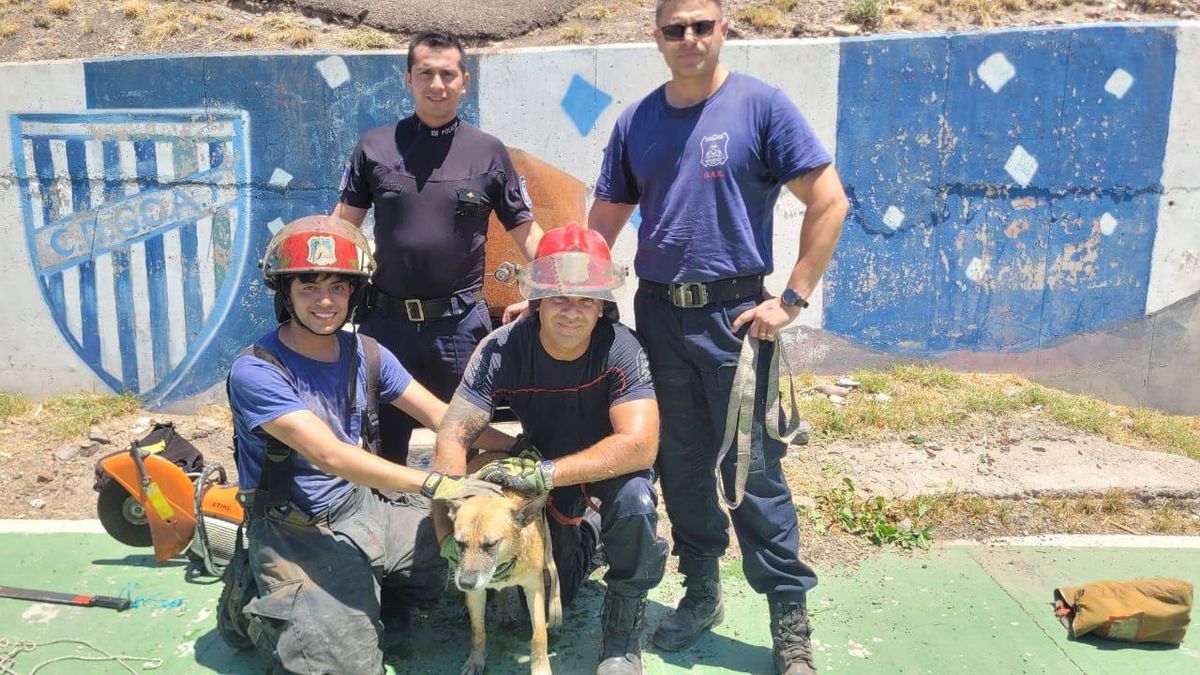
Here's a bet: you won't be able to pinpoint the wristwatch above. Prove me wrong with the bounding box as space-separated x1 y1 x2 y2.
780 288 809 309
540 460 557 491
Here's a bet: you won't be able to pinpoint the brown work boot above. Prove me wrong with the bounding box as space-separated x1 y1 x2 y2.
769 597 816 674
652 574 723 651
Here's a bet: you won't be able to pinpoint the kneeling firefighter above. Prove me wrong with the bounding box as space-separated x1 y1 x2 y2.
219 215 514 674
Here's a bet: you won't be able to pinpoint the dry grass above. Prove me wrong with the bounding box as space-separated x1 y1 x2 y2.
0 19 18 39
145 17 182 44
0 393 30 420
340 27 392 50
264 16 315 47
789 364 1200 459
120 0 148 19
736 3 786 29
915 0 1027 25
574 3 614 21
32 12 50 27
845 0 885 27
47 0 70 15
558 24 585 43
230 24 258 41
774 0 799 10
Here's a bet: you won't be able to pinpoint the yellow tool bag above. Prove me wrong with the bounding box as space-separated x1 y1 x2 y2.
1054 578 1193 644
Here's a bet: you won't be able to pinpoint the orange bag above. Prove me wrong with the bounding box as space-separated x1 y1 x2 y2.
1054 578 1192 644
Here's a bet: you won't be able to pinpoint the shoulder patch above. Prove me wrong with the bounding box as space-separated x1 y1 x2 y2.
519 175 533 209
338 162 352 192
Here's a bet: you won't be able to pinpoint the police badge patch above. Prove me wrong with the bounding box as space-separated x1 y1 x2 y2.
338 162 352 192
700 132 730 168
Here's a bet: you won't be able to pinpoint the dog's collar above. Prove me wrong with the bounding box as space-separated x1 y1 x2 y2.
492 557 517 584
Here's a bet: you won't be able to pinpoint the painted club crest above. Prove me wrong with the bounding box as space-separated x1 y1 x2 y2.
700 132 729 167
11 110 252 402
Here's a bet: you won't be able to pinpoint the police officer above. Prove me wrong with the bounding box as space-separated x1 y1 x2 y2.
332 30 544 466
225 216 513 674
587 1 849 673
432 223 668 675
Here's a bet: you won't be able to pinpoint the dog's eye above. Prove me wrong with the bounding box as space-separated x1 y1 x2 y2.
482 540 499 551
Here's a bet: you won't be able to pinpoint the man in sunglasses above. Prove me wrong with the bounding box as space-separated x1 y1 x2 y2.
587 1 849 673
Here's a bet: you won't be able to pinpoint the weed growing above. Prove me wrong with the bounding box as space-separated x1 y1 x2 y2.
845 0 884 28
0 393 30 420
42 392 139 441
801 477 936 550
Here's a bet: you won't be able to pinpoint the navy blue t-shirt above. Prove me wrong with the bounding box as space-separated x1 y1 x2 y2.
228 329 412 516
456 316 655 460
340 116 534 298
595 72 832 283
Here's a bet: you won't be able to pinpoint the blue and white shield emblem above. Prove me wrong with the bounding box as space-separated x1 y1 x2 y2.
10 110 252 400
700 132 729 168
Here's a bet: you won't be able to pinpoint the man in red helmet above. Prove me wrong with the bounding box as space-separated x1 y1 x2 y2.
432 222 667 675
224 215 516 674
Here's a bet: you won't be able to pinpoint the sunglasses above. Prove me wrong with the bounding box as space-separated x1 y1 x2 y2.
658 20 718 41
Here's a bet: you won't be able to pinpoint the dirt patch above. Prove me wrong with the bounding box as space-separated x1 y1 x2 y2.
812 435 1200 500
0 404 236 521
0 0 1196 63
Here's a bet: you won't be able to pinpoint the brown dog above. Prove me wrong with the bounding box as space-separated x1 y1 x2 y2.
448 454 562 675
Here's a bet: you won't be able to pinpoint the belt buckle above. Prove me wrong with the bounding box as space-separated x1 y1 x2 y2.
404 299 426 322
670 282 709 308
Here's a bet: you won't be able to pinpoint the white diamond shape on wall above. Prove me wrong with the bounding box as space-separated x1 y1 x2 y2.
977 53 1016 94
1104 69 1134 99
1099 212 1118 236
965 257 987 284
1004 145 1038 188
882 206 905 231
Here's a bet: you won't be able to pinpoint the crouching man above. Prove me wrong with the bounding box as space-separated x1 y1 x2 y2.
432 223 669 674
224 216 512 674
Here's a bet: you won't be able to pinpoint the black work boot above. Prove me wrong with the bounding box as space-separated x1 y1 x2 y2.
769 597 816 675
652 572 723 651
597 592 647 675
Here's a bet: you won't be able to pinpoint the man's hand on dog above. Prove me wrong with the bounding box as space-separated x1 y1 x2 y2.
419 471 504 502
473 456 555 497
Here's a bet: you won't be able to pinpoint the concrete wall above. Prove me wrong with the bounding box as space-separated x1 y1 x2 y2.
2 22 1198 412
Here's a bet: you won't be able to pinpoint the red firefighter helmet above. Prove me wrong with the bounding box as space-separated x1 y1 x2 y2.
261 215 375 289
520 221 626 302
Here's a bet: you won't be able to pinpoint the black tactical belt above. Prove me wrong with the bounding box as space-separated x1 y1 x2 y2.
639 275 764 308
376 287 485 322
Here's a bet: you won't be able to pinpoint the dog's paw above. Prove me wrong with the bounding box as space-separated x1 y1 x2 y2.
460 658 486 675
497 587 522 628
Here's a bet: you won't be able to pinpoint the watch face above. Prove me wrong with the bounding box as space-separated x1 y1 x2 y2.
782 288 803 307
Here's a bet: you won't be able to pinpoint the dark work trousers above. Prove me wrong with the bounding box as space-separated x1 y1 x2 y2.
360 296 492 466
546 469 668 607
244 487 445 675
634 291 817 602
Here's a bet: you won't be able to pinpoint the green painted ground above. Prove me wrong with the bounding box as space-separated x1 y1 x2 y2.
1 532 1197 673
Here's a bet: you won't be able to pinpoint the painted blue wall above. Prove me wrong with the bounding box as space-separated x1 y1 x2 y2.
827 25 1175 353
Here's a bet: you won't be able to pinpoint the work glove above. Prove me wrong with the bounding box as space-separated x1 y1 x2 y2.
439 535 459 567
474 456 555 497
419 472 503 502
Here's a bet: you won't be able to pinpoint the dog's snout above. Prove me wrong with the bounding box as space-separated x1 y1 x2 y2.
455 567 490 591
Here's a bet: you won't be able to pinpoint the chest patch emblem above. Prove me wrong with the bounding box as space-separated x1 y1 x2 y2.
307 236 337 266
700 132 730 168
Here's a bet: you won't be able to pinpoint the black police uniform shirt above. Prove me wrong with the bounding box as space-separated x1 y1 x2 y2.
456 315 655 460
339 116 534 299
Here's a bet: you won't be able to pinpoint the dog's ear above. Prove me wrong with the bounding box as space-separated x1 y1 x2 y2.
513 494 548 528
